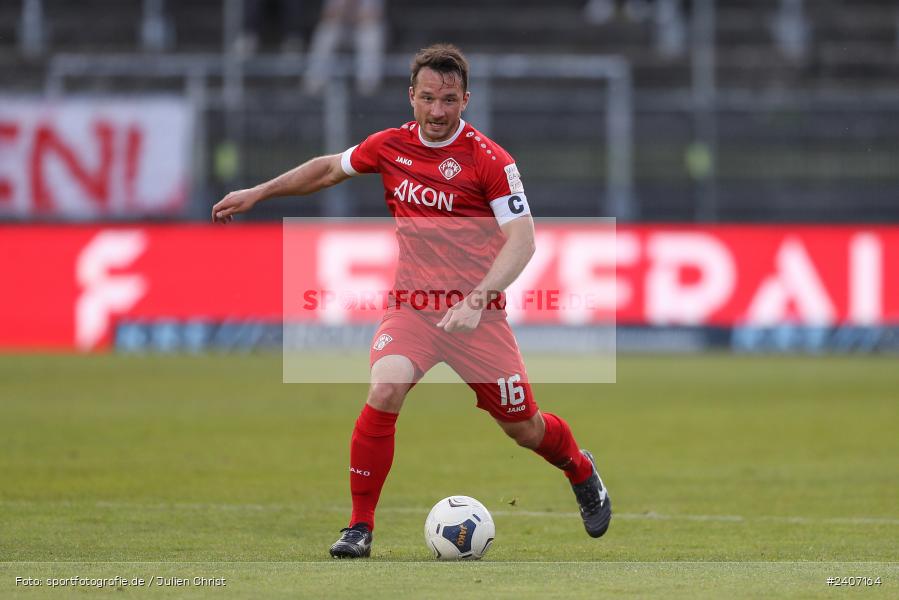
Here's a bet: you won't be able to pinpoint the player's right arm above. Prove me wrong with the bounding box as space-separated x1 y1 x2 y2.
211 153 349 223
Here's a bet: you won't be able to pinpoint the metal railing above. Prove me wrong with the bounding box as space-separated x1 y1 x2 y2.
44 52 635 219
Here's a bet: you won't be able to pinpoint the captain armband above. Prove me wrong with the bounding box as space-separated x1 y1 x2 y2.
489 193 531 226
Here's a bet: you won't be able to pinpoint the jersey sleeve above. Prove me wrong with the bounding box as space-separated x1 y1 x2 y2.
340 129 392 176
480 146 532 226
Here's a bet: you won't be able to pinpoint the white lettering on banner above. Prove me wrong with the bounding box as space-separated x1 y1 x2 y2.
747 238 836 325
615 234 640 308
557 231 631 325
317 231 396 324
75 231 149 350
646 233 736 325
0 99 192 218
393 178 454 212
849 233 883 325
504 231 556 323
293 226 893 329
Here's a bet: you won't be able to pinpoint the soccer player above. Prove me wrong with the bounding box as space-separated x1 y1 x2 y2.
212 43 611 558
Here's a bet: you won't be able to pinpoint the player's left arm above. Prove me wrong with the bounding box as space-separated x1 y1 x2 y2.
437 215 535 333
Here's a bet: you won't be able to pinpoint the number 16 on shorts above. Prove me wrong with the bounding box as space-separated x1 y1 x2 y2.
498 374 525 406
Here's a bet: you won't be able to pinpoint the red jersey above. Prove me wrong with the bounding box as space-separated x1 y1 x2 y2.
341 119 531 321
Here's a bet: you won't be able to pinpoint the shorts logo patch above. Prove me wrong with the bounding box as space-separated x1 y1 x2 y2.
439 157 462 180
372 333 393 351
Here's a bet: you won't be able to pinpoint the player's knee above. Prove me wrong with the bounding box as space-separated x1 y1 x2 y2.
366 382 407 412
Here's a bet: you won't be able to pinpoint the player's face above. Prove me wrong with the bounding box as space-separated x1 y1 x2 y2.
409 67 470 142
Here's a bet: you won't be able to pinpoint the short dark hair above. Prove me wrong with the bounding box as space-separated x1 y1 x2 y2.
410 43 469 93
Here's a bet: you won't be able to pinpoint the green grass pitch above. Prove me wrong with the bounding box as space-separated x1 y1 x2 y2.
1 353 897 598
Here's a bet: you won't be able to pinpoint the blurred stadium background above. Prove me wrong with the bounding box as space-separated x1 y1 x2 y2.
2 1 898 596
2 0 898 353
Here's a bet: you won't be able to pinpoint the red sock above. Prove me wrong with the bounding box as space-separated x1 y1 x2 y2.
534 412 594 484
348 404 399 531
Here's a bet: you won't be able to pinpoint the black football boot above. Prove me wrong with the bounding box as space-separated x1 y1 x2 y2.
571 450 612 538
329 524 373 558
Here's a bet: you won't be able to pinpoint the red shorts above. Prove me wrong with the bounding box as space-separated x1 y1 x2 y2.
369 309 538 422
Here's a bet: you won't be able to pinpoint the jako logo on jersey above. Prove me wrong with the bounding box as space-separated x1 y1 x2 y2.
350 467 371 477
393 179 455 212
395 155 413 166
372 333 393 351
439 157 462 180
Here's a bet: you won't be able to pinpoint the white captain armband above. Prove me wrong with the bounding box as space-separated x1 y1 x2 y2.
340 145 359 176
490 193 531 226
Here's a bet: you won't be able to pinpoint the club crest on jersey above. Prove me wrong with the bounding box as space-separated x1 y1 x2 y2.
372 333 393 351
439 157 462 180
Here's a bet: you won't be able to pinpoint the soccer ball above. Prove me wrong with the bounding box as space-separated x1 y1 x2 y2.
424 496 495 560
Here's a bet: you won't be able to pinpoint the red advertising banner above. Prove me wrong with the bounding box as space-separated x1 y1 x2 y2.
2 223 898 350
0 99 193 219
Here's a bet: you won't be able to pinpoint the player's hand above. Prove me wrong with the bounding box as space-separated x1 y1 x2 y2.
436 296 483 333
212 188 261 224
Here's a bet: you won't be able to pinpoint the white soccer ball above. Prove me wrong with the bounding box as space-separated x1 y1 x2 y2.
424 496 495 560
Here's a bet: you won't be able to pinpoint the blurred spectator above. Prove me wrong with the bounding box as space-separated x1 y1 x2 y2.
303 0 386 96
653 0 686 59
585 0 651 25
585 0 686 58
18 0 45 58
141 0 173 53
235 0 305 57
771 0 810 62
